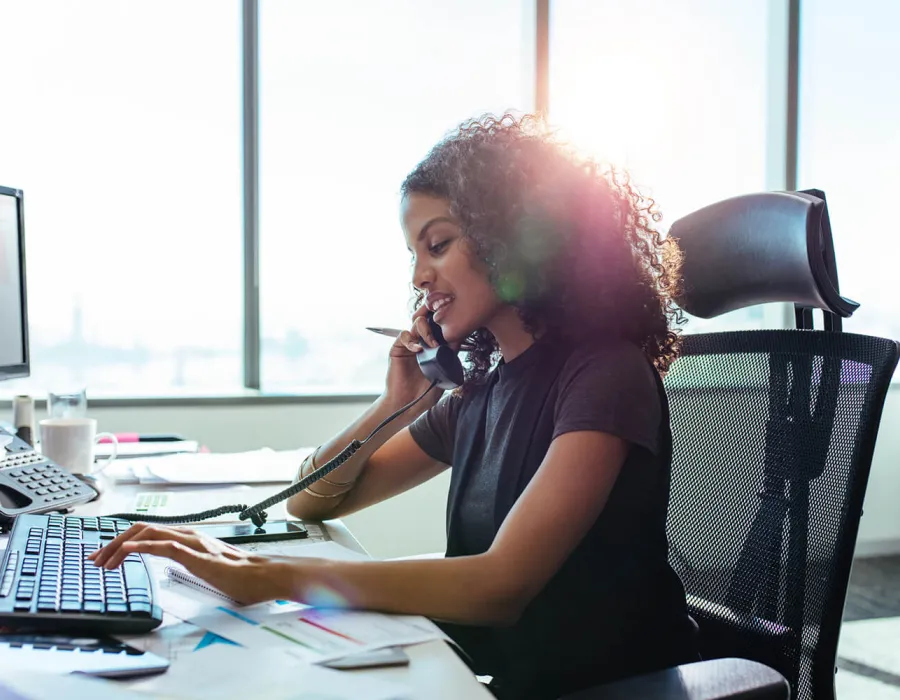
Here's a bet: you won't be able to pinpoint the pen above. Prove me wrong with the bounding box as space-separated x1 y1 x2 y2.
365 327 474 351
366 327 405 337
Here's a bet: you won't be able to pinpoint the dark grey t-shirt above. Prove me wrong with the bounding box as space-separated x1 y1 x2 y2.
407 337 695 698
410 338 661 554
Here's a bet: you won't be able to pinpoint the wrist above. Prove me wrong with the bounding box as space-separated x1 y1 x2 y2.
272 559 309 602
275 558 335 605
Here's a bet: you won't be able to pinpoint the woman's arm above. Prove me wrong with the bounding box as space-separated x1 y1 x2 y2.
94 429 627 626
288 304 457 520
282 429 627 624
285 391 445 520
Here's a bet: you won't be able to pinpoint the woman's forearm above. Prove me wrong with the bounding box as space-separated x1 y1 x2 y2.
274 554 522 627
285 393 436 520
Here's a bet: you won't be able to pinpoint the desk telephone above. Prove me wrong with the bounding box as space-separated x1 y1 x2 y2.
0 427 99 526
106 313 464 537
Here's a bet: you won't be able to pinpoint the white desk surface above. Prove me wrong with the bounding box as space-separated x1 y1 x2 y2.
67 477 491 699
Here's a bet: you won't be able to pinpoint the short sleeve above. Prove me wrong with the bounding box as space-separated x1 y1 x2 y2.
408 392 463 465
553 342 662 455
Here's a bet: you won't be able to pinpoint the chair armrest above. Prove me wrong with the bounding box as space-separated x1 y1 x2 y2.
561 658 789 700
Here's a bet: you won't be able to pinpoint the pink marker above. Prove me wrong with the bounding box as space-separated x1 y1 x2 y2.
97 433 184 443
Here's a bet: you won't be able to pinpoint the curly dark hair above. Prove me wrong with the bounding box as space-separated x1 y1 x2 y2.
401 113 684 385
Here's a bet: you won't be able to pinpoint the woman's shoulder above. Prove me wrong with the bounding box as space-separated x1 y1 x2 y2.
552 337 664 453
557 337 659 390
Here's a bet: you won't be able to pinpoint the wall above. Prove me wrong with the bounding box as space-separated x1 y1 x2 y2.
8 385 899 560
854 385 900 556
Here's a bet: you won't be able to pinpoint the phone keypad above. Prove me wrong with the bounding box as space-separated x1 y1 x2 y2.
0 452 45 469
6 465 86 502
1 461 95 511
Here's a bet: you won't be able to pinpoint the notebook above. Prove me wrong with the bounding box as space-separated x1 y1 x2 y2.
164 565 239 605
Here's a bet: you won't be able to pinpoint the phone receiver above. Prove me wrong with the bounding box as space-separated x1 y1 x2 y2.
416 313 464 389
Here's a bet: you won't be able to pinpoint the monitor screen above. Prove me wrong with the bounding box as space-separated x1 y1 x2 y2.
0 187 28 380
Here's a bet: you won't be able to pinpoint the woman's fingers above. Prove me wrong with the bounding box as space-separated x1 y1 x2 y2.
122 540 220 580
391 305 438 354
87 522 151 567
413 314 438 348
90 523 213 570
120 541 271 605
397 329 423 353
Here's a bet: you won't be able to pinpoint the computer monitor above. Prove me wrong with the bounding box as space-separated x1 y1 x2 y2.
0 186 29 381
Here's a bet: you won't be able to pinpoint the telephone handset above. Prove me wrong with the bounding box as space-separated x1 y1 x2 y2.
415 312 464 390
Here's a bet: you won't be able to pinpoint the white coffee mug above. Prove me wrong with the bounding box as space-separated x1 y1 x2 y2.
39 418 118 476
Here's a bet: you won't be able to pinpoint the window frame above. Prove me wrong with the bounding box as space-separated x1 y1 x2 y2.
7 0 815 405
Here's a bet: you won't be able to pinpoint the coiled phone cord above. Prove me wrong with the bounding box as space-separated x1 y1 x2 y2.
106 380 439 529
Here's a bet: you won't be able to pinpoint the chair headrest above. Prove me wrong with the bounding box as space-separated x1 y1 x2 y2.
669 190 859 320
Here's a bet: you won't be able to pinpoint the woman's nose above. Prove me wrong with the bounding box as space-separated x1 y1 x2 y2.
413 258 435 290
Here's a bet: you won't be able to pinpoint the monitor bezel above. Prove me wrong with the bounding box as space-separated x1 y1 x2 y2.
0 185 29 381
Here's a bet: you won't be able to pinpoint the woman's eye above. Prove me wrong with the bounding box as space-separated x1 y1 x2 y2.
429 240 450 254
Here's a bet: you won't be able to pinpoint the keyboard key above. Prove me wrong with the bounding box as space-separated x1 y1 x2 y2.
123 562 149 589
129 602 152 616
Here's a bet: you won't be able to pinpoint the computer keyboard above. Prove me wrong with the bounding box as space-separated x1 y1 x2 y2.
0 514 163 634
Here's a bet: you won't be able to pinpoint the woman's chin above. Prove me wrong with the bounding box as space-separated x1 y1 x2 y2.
435 321 464 346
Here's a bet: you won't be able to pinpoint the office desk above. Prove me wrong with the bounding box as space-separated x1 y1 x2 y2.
71 477 491 700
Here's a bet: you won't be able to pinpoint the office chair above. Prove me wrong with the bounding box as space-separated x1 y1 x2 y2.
563 190 900 700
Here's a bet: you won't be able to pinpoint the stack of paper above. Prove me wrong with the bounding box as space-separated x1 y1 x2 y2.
95 440 200 460
105 447 314 485
153 540 449 665
117 540 438 699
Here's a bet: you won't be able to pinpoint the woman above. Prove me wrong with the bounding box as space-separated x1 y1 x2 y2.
91 114 698 699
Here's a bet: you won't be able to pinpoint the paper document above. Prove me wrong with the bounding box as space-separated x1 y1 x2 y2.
95 440 199 460
174 539 447 662
105 447 314 485
0 672 152 700
116 618 221 665
133 644 408 700
188 604 448 664
148 542 359 627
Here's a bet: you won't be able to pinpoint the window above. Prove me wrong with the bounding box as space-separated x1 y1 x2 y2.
258 0 534 393
9 2 892 401
550 0 785 333
798 0 900 343
0 1 243 397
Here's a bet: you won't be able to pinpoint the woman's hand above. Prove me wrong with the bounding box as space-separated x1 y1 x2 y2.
87 523 291 605
384 305 446 407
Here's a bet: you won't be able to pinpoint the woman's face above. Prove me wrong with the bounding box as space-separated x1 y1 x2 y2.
401 193 502 344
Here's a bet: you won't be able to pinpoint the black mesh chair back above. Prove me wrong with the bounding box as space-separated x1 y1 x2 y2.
662 191 900 700
664 331 898 700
